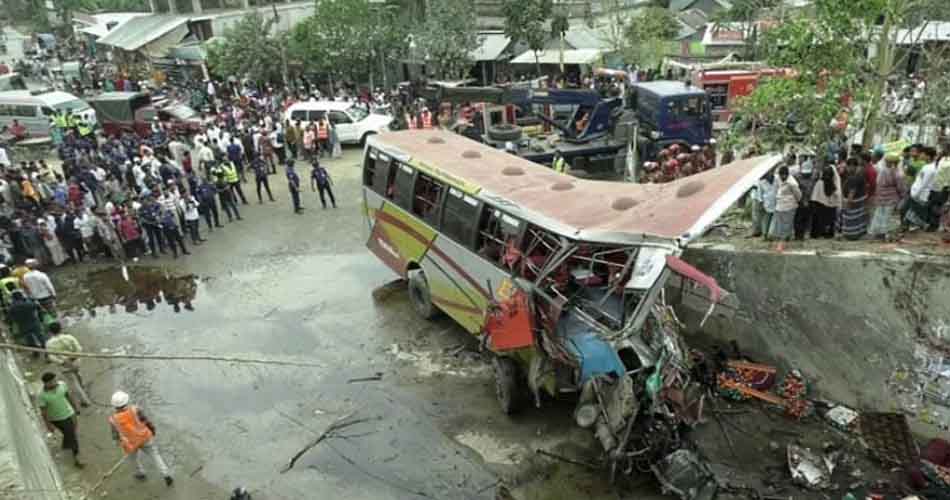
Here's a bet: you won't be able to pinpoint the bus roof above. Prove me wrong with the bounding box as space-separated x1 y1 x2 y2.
633 80 706 98
369 130 780 245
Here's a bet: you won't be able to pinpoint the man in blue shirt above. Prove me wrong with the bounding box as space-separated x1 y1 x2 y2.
310 160 336 209
139 196 166 258
286 161 303 214
251 155 275 203
226 138 245 182
160 209 189 258
195 178 222 231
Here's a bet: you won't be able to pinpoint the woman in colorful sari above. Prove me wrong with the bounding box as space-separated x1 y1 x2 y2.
840 159 869 240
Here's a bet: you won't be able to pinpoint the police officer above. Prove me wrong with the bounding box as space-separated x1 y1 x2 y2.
309 159 336 209
195 177 222 231
286 161 303 214
221 159 247 205
251 154 275 203
211 163 242 222
139 196 166 258
552 151 568 174
160 209 189 259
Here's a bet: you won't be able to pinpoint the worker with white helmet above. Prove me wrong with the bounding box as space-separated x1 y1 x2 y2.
108 391 174 486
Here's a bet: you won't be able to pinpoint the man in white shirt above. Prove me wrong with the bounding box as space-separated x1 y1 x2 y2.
904 146 938 230
22 259 56 307
167 137 187 167
0 145 10 168
197 142 216 175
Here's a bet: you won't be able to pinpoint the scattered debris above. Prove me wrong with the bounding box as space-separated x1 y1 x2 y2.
347 372 383 383
535 448 600 470
281 412 375 473
858 412 918 467
787 444 834 490
652 449 719 500
824 404 860 431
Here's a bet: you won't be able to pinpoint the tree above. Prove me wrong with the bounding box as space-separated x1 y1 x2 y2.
624 7 678 68
710 0 781 59
412 0 480 80
206 12 286 85
501 0 554 76
734 0 946 150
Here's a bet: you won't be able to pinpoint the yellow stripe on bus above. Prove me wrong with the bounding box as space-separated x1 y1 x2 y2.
408 158 482 196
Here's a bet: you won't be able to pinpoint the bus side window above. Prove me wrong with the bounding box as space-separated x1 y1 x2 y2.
412 173 444 224
441 188 481 249
363 150 378 187
371 158 392 196
476 207 522 269
392 163 415 210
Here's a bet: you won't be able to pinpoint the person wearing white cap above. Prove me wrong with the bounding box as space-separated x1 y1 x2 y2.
22 258 56 309
109 391 173 486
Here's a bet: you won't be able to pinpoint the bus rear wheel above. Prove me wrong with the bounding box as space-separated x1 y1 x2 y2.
408 270 438 320
493 356 524 415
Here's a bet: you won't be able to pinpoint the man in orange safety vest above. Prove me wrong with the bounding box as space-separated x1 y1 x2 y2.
109 391 174 486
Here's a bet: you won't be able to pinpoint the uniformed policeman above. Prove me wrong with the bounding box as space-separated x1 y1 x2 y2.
286 161 303 214
221 160 247 205
139 196 166 258
212 163 241 222
552 152 568 174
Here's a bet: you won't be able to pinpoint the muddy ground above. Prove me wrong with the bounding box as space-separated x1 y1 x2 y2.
14 146 908 500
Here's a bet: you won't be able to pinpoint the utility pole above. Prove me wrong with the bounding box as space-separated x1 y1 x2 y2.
272 0 289 85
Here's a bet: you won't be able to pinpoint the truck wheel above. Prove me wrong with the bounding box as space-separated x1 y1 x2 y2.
487 124 523 142
408 270 438 320
493 356 524 415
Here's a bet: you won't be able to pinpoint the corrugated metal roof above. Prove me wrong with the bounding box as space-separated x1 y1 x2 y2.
97 14 189 51
564 26 610 50
896 22 950 45
469 33 511 61
79 13 149 39
510 49 604 65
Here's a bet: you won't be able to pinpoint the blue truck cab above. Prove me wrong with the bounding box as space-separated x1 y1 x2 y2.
631 81 712 159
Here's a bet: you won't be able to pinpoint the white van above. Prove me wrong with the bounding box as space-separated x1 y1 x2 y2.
0 90 97 138
285 100 392 145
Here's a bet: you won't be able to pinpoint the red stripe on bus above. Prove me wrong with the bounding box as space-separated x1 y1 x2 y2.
375 208 490 300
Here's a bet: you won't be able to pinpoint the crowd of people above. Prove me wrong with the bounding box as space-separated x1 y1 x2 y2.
747 141 950 247
0 78 348 272
640 142 720 183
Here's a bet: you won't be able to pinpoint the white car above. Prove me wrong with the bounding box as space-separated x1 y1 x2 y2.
285 100 392 145
0 90 96 138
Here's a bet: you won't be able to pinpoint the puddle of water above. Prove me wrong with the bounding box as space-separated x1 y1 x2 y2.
61 266 200 317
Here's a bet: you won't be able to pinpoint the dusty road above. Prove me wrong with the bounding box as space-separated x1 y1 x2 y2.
35 146 665 500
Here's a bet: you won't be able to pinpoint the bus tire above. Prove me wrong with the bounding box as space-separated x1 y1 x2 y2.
493 356 524 415
487 124 522 142
408 270 438 320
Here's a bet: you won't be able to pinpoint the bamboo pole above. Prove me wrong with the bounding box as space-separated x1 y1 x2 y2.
0 343 323 368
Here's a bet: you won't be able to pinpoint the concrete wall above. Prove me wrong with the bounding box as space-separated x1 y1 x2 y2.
0 349 69 500
677 247 950 424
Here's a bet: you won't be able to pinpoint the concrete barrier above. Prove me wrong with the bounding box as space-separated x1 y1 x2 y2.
678 246 950 432
0 348 68 500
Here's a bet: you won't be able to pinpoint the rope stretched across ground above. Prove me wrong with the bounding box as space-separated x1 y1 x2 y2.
0 343 324 368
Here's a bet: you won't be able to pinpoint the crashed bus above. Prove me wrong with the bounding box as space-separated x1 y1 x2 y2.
362 129 779 495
